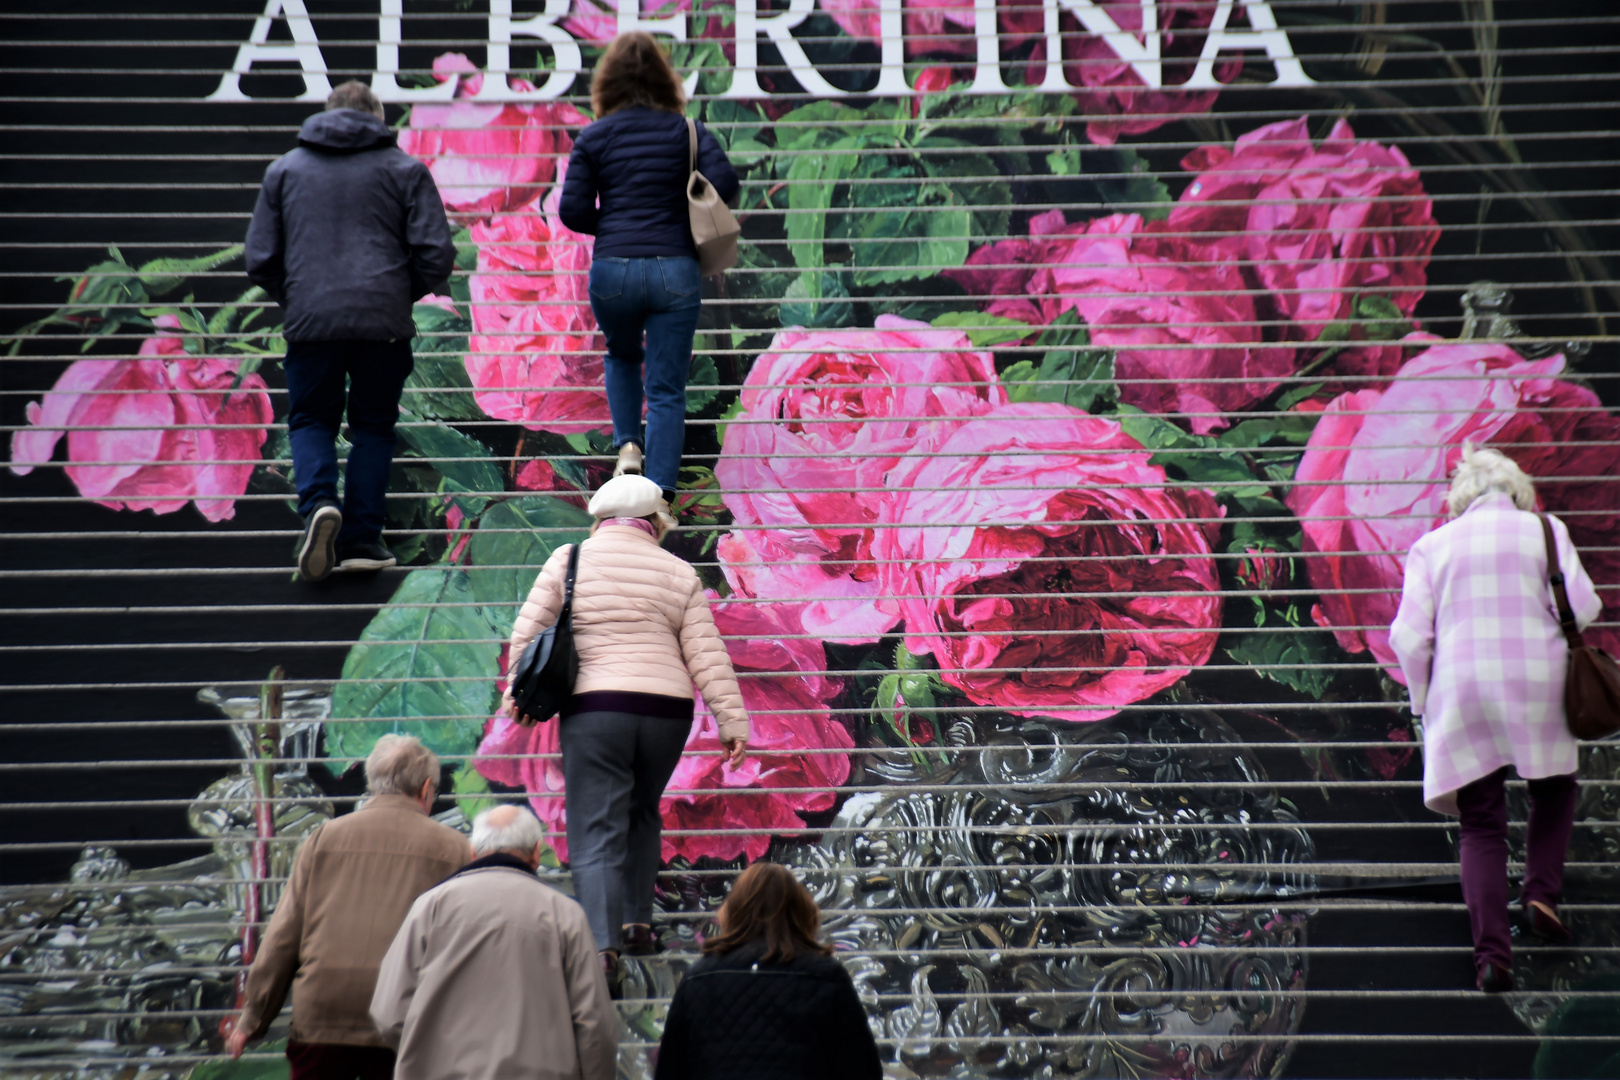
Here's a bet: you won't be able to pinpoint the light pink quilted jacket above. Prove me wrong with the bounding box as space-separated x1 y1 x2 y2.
504 524 749 742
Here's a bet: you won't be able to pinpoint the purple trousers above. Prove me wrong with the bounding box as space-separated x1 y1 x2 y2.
1455 766 1579 968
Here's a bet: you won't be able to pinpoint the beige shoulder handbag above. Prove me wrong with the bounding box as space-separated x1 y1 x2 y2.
686 117 740 276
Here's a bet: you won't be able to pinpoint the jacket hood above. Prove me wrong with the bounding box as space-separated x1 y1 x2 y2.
298 109 396 153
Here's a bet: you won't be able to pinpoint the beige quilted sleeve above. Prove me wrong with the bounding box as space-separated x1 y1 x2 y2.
502 545 570 710
678 577 749 743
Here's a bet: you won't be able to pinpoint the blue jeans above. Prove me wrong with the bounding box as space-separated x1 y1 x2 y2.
587 256 702 496
283 339 413 545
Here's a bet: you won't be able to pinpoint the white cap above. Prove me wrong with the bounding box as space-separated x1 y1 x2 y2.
588 474 668 521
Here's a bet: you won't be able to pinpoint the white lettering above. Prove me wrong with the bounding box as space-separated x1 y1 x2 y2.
477 0 583 100
1056 0 1159 88
725 0 847 98
870 0 912 95
1185 0 1315 89
373 0 456 102
206 0 331 103
966 0 1007 94
1035 0 1070 91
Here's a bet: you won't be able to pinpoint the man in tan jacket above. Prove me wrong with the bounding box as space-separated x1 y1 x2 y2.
225 735 469 1080
371 805 617 1080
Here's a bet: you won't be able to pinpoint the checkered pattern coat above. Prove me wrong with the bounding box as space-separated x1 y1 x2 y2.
1390 492 1602 815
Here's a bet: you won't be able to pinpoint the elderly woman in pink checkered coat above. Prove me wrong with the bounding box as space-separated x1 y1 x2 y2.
1390 446 1602 994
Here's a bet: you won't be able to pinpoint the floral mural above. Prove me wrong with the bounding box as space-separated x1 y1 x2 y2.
5 3 1619 1078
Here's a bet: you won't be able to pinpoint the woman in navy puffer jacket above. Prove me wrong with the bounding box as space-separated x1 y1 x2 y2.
560 33 739 506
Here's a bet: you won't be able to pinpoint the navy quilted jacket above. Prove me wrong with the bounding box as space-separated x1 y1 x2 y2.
558 106 739 259
654 941 882 1080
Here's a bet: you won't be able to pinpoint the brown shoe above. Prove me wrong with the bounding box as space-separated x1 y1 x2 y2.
1525 900 1573 943
1476 961 1514 993
600 949 623 999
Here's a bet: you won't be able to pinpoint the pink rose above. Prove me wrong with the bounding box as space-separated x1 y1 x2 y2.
398 53 587 222
1025 0 1238 145
955 212 1293 434
562 0 691 45
1169 117 1439 339
474 599 851 865
875 402 1223 721
9 316 273 522
1287 334 1620 669
661 599 852 863
465 171 611 435
716 315 1006 641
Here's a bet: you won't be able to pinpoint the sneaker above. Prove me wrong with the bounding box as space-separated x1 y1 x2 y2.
297 502 343 582
336 540 398 572
614 442 644 477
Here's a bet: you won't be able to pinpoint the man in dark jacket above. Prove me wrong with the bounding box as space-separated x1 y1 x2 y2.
246 80 456 581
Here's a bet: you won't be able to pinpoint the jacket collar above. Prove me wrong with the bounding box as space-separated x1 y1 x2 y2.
1463 490 1518 516
595 523 660 545
443 851 536 884
357 793 429 816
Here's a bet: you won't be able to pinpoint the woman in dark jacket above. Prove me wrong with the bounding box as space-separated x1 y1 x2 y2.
655 862 882 1080
559 32 739 507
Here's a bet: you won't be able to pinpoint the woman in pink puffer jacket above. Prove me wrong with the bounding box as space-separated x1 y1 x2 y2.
501 474 750 984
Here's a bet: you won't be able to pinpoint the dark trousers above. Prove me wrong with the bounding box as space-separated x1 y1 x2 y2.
1455 766 1579 968
560 710 692 951
283 340 414 545
286 1039 395 1080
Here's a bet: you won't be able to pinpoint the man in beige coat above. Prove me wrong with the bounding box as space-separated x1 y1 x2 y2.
371 805 616 1080
226 735 469 1080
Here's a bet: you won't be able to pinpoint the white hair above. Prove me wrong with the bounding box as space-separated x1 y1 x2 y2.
365 735 440 797
470 805 543 857
1447 443 1536 517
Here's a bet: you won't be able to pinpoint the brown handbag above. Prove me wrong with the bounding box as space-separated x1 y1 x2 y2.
1539 514 1620 740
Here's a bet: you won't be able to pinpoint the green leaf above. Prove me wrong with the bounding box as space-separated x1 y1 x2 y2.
715 395 745 445
930 311 1033 348
781 270 853 328
1096 149 1172 221
137 245 244 296
1353 293 1412 342
396 417 505 494
1223 607 1340 700
405 306 481 421
467 496 592 626
851 188 971 287
786 143 859 271
451 757 500 820
687 353 722 412
327 568 503 768
191 1042 289 1080
1218 413 1320 449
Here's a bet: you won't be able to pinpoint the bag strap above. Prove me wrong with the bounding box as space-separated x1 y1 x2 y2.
1539 513 1585 650
559 543 581 626
686 116 698 174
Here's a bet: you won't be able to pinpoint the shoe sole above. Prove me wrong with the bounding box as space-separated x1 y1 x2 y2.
298 506 342 582
337 555 398 572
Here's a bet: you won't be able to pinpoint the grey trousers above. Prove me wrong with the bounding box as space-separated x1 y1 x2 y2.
559 710 692 951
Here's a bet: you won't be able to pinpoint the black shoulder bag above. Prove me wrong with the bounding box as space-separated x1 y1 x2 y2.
508 543 580 724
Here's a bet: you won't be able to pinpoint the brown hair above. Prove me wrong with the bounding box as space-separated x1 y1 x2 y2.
703 862 832 962
326 79 383 120
590 31 686 118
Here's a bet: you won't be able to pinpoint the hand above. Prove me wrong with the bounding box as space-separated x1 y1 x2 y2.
722 738 747 769
225 1024 250 1060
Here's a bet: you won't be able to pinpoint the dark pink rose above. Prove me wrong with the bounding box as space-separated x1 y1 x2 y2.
10 316 273 522
874 402 1223 721
465 171 611 435
957 213 1294 434
399 53 587 222
661 599 851 863
1236 546 1290 599
716 315 1005 641
475 599 851 864
1169 117 1439 339
1287 334 1620 669
1025 0 1239 145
